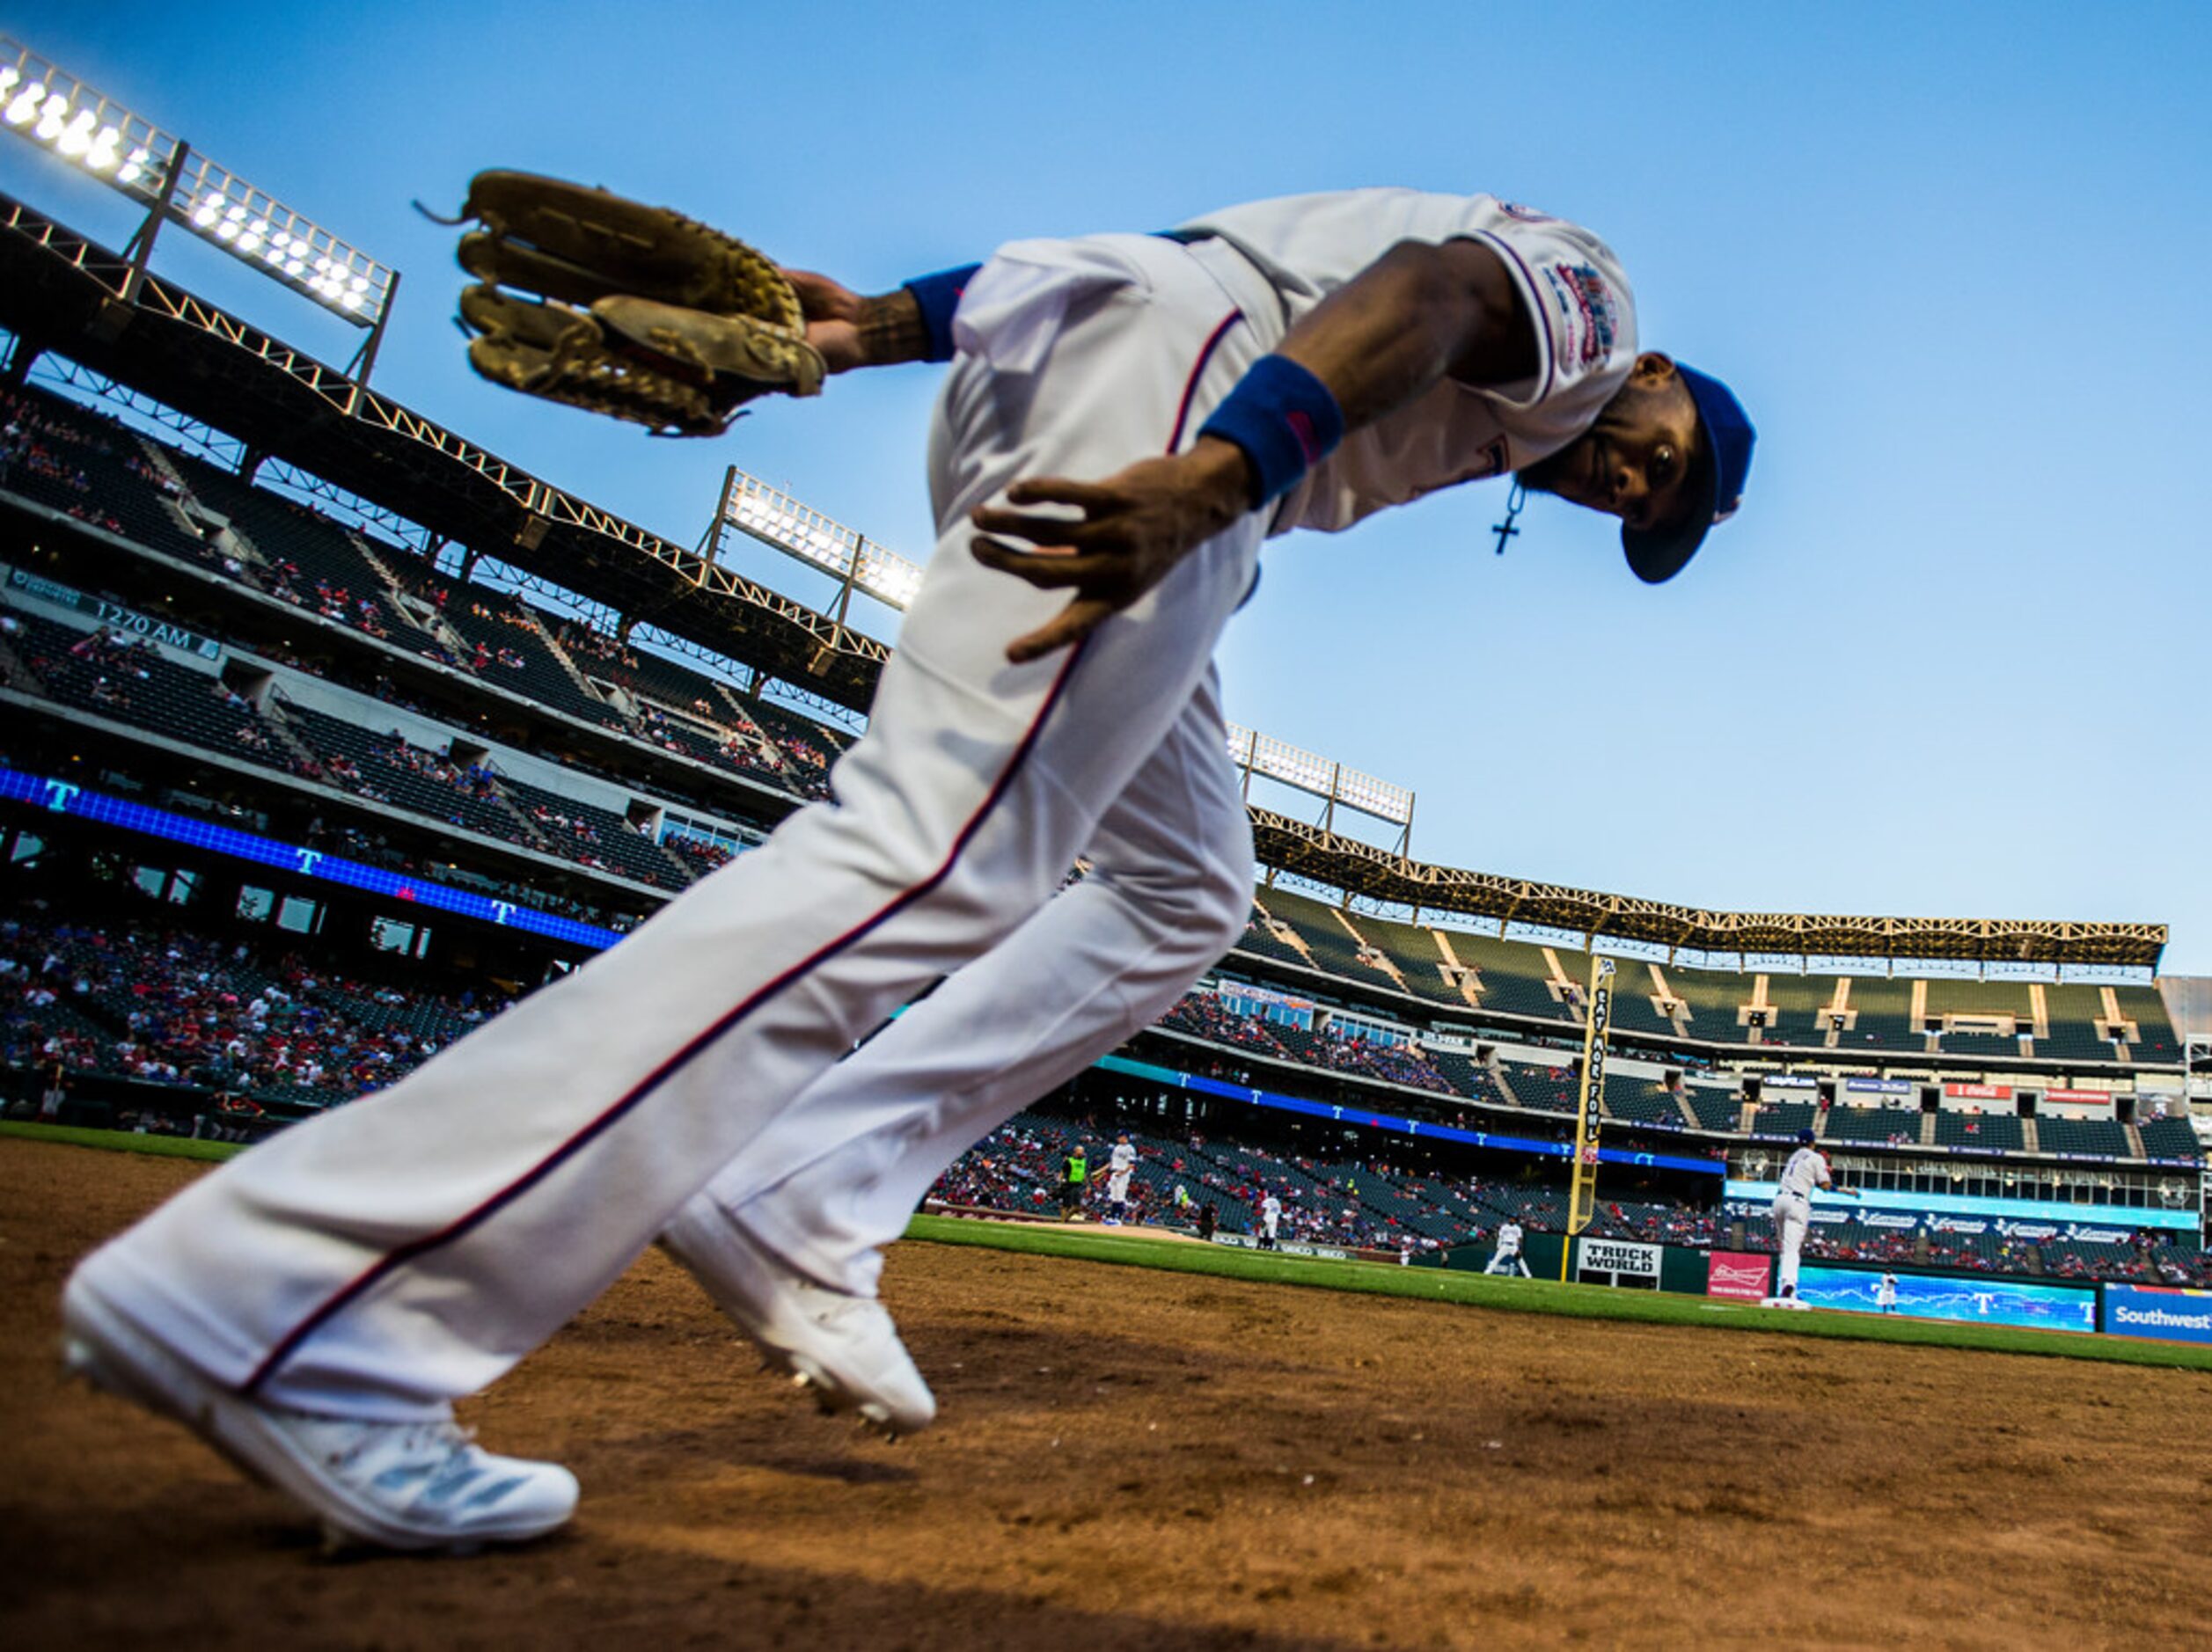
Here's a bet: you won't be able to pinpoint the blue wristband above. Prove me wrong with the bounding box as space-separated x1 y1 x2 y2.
1196 355 1346 508
901 263 984 363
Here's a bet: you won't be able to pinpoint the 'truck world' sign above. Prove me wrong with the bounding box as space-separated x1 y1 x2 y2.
1574 1237 1659 1286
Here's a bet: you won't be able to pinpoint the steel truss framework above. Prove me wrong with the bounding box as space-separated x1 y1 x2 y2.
0 190 2169 973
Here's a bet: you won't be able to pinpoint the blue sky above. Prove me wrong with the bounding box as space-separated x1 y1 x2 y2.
5 4 2208 973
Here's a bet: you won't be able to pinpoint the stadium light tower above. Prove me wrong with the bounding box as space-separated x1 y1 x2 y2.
0 36 399 376
1224 722 1415 852
707 467 924 622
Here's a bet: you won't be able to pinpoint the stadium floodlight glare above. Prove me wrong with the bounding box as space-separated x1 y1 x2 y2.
721 471 927 618
0 37 394 328
1226 721 1414 830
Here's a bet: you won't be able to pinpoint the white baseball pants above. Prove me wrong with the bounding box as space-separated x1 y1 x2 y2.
664 672 1249 1297
1483 1247 1531 1277
73 231 1278 1420
1772 1193 1810 1294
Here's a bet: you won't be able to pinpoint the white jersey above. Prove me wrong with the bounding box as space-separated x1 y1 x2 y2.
1179 189 1638 534
1261 1195 1282 1223
1876 1275 1899 1305
1777 1146 1832 1200
1108 1142 1137 1174
1497 1221 1524 1254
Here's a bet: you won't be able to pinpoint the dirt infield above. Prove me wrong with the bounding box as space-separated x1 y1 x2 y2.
4 1140 2208 1649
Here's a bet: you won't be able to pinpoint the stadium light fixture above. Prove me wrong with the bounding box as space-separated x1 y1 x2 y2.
0 37 394 329
1226 721 1414 830
717 470 927 621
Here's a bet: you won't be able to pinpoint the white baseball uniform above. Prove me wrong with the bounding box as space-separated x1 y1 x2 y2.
662 192 1637 1305
1261 1194 1283 1243
1484 1218 1532 1276
1105 1141 1137 1216
71 191 1639 1421
1876 1273 1899 1312
1770 1145 1833 1298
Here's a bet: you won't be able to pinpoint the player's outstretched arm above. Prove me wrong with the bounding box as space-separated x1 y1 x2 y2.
971 239 1538 662
779 270 930 376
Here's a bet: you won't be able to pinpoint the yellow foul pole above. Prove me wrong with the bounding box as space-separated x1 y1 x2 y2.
1557 952 1616 1282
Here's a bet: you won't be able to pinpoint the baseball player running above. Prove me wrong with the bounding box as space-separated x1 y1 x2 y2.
1103 1133 1138 1225
63 185 1754 1552
1483 1217 1533 1276
1764 1129 1858 1306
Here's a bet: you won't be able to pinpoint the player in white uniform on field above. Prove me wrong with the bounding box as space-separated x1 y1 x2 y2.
1103 1134 1138 1225
1259 1193 1284 1250
1484 1218 1532 1276
63 186 1754 1551
1764 1129 1857 1307
1876 1271 1900 1313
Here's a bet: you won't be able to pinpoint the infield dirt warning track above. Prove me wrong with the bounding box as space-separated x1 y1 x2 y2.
4 1138 2208 1649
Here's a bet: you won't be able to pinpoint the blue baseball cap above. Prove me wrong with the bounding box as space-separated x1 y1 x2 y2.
1796 1129 1816 1144
1622 362 1755 584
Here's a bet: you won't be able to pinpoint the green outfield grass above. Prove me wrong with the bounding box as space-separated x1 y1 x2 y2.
904 1215 2212 1374
1 1120 246 1162
10 1124 2206 1373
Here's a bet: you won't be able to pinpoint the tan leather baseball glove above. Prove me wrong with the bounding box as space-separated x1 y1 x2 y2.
449 171 825 437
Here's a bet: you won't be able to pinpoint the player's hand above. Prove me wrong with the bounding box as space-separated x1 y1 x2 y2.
780 269 870 375
970 437 1255 663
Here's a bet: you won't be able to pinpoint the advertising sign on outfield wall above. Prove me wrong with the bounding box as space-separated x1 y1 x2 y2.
2100 1285 2212 1345
1796 1266 2094 1332
1706 1252 1772 1301
1575 1238 1659 1285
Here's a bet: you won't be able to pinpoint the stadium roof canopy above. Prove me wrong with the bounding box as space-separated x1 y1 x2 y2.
0 191 2168 973
1252 810 2165 968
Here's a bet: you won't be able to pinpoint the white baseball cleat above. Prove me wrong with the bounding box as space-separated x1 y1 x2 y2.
660 1212 935 1438
61 1273 578 1553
